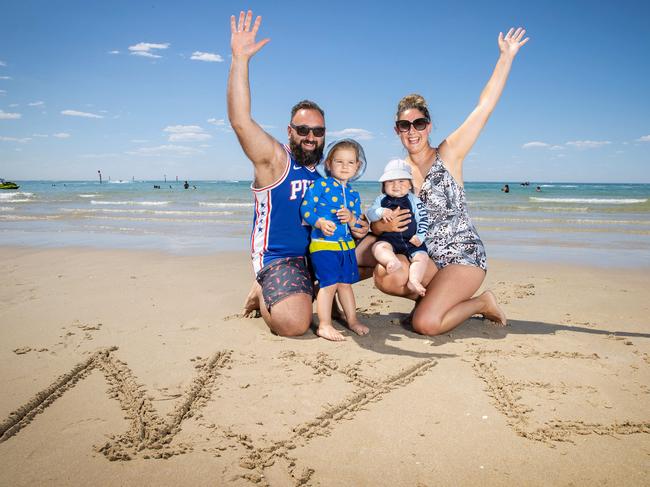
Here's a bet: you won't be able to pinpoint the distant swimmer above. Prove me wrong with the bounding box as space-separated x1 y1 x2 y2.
536 185 541 192
184 180 190 189
153 185 161 189
501 184 510 193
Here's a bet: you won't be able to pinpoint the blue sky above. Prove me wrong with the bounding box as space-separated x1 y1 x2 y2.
1 0 649 182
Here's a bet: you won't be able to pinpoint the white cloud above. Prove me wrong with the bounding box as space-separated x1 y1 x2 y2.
549 145 564 151
0 136 31 143
522 141 549 149
0 76 11 80
565 140 611 149
0 60 6 67
163 124 211 142
32 133 49 137
126 144 203 157
53 132 71 138
190 51 224 63
169 132 212 142
636 135 650 142
163 125 204 134
61 109 104 119
0 110 21 119
327 128 374 140
128 42 170 59
108 50 120 55
131 51 161 59
0 90 6 95
28 101 44 107
81 153 121 159
207 118 232 132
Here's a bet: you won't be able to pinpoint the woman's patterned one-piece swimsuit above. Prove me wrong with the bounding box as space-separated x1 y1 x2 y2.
418 152 487 271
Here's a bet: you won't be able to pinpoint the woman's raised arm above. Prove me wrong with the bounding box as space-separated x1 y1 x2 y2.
440 28 529 173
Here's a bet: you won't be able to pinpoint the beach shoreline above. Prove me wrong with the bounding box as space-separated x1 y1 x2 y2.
1 245 649 485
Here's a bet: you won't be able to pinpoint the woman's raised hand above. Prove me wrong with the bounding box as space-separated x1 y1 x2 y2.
498 27 529 58
230 10 270 60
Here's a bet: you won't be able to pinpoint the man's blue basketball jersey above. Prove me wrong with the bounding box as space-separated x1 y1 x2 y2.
250 145 318 274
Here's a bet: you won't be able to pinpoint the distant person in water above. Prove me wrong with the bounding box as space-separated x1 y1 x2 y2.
502 184 510 193
536 185 541 192
184 181 190 189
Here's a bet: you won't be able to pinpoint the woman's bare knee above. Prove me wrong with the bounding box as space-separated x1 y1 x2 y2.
411 312 444 336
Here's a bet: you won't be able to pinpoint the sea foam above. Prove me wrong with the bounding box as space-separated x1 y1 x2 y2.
530 197 647 204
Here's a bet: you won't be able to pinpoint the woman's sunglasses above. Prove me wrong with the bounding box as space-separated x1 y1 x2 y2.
395 118 430 132
290 123 326 138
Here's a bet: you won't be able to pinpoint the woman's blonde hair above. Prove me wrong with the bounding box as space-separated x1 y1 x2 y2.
396 93 431 121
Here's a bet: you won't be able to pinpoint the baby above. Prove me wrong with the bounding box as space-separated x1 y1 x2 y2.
367 159 429 296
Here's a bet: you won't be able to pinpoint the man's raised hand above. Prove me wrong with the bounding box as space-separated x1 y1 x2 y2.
230 10 270 60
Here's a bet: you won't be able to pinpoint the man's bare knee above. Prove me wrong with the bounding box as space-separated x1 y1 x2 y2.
266 293 312 337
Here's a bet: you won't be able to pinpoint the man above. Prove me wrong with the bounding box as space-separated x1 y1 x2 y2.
227 10 368 336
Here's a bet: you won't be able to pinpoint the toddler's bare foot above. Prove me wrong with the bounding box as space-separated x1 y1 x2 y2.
481 290 507 326
317 323 346 341
407 278 426 297
347 320 369 336
385 258 403 274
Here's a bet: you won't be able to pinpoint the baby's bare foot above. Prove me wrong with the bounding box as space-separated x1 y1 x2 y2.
481 290 507 326
347 320 369 336
386 258 403 274
407 278 426 297
317 323 346 341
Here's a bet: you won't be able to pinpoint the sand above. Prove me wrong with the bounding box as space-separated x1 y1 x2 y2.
0 246 648 486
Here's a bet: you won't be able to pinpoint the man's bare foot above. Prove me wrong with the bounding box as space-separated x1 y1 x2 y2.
386 258 403 274
317 323 346 341
481 290 507 326
347 320 369 336
407 278 426 297
242 281 261 318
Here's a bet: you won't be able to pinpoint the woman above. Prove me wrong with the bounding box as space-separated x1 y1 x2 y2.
365 27 529 336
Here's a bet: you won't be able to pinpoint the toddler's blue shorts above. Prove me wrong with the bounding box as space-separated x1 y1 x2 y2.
310 248 359 288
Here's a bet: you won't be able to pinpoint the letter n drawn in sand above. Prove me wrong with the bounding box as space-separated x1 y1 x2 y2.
0 347 232 460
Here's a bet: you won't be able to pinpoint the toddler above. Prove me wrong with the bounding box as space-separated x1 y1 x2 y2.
301 139 369 341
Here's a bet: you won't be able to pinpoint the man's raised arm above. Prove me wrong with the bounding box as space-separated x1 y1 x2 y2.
227 10 286 186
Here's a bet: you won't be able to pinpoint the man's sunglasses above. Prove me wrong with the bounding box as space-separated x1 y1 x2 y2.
290 123 325 138
395 118 430 132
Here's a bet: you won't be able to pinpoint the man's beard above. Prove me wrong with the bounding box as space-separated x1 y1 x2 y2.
289 138 324 167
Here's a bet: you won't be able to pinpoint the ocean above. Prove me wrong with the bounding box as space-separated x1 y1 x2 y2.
2 180 649 267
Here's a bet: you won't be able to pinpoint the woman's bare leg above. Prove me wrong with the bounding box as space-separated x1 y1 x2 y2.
374 255 437 300
411 264 506 336
336 284 369 336
372 241 402 274
406 252 428 297
355 234 377 281
316 284 346 341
